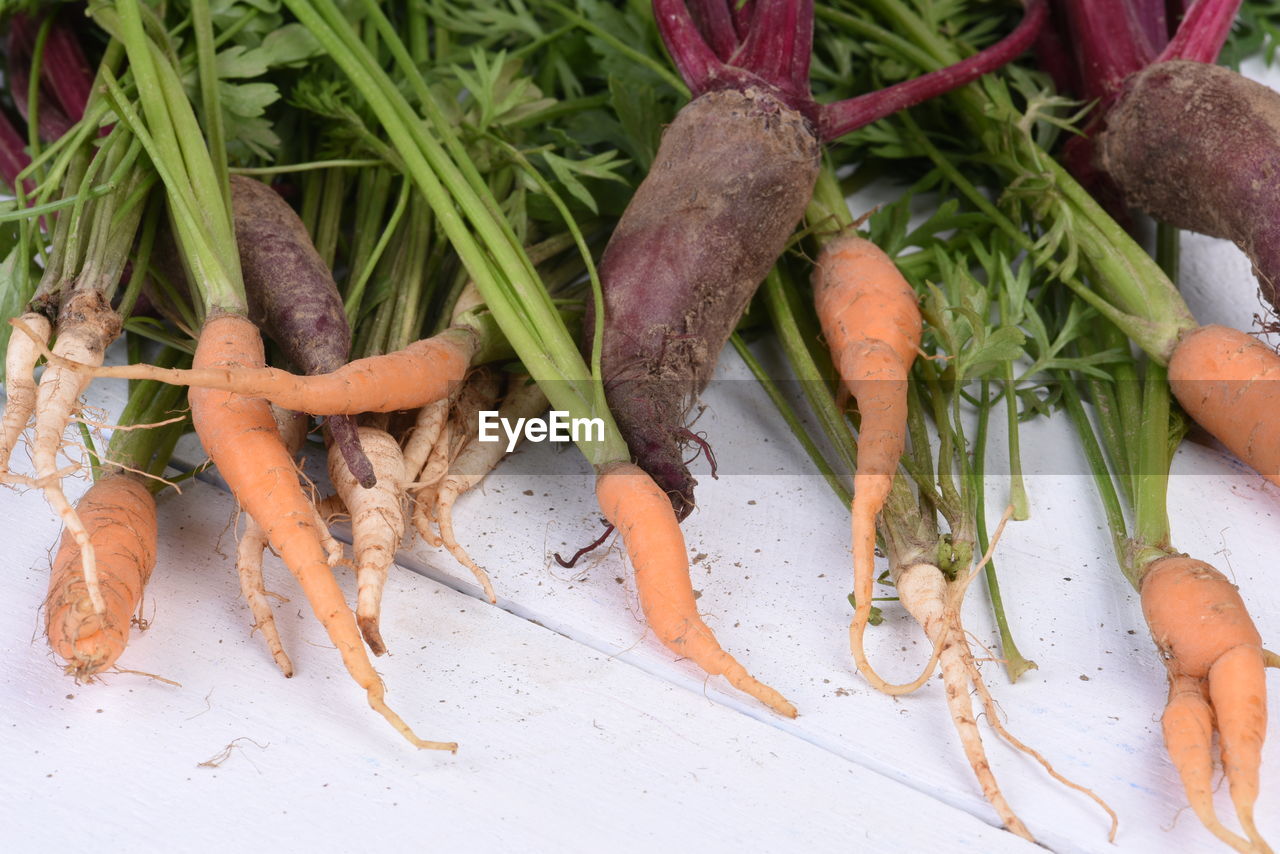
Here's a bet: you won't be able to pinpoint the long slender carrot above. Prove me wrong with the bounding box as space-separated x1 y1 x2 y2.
44 472 156 679
595 460 796 717
190 312 453 751
810 233 923 689
29 322 478 415
1141 555 1269 853
1168 324 1280 489
0 311 52 472
236 405 311 679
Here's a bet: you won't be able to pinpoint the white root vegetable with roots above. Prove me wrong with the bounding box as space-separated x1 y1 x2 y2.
29 293 122 617
881 510 1118 843
429 377 548 605
0 312 53 473
327 425 408 656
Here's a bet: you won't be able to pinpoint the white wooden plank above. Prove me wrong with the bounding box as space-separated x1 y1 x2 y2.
0 473 1030 854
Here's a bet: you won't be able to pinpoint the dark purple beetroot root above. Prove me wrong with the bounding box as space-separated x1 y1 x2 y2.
588 88 820 518
1098 60 1280 314
228 176 375 488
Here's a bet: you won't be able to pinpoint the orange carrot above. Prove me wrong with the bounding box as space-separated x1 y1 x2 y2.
1142 556 1268 853
45 472 157 679
190 312 453 751
23 319 478 416
811 233 923 689
595 460 796 717
1168 324 1280 489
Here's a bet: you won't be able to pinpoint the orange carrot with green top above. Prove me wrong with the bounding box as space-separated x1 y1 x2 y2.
190 312 454 751
811 233 923 689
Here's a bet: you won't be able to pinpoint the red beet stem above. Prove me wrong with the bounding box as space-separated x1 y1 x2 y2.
1054 0 1153 103
1157 0 1240 63
689 0 739 61
818 0 1048 141
732 0 808 102
43 14 94 123
655 0 726 94
0 110 33 193
1126 0 1172 52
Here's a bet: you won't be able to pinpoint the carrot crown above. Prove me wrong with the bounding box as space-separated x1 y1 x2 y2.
655 0 1048 140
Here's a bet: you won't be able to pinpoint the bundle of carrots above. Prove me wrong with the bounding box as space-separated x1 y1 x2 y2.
1 1 1277 850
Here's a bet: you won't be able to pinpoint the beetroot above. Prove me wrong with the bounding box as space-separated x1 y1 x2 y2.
1038 1 1280 312
1099 61 1280 312
589 0 1046 518
229 176 375 488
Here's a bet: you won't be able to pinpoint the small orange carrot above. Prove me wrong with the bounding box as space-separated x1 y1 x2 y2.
1141 555 1268 853
190 312 453 751
811 233 923 689
45 472 157 679
1168 324 1280 489
595 460 796 717
24 320 478 416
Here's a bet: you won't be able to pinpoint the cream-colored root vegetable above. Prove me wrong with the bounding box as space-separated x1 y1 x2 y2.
0 312 53 473
329 426 407 656
408 368 501 553
879 511 1117 843
431 377 548 605
401 399 449 482
31 293 122 617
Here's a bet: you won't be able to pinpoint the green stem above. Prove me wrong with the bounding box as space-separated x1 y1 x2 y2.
1058 370 1131 579
973 379 1036 681
732 334 851 505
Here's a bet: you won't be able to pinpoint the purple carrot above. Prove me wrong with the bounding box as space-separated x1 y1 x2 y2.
588 0 1045 518
228 175 376 489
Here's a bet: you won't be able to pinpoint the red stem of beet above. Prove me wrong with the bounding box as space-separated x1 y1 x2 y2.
0 110 33 193
1035 5 1082 100
818 0 1048 141
42 14 93 123
732 0 807 101
6 67 76 143
789 0 814 96
654 0 726 94
731 0 753 41
1044 0 1150 104
1157 0 1241 63
689 0 740 61
1126 0 1172 51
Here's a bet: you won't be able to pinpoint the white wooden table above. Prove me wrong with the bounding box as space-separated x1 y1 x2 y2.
4 64 1280 854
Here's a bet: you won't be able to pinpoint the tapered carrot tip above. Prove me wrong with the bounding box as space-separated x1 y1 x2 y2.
1209 644 1270 851
723 661 798 718
367 688 456 752
595 461 797 717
